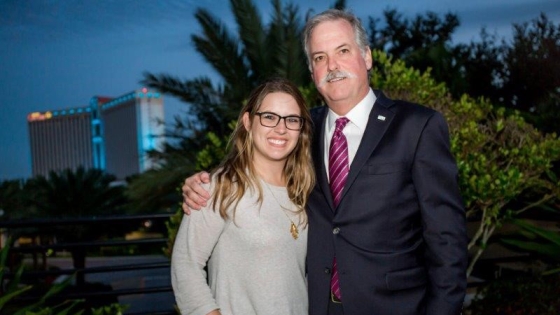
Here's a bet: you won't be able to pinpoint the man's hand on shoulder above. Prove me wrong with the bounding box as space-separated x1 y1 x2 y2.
181 171 211 215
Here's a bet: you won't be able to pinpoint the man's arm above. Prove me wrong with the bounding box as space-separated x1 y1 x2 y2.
415 112 467 314
182 171 212 214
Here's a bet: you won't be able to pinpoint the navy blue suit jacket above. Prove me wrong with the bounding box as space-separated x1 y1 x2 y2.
306 90 467 315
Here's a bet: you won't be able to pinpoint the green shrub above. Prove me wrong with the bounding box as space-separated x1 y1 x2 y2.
371 50 560 276
467 273 560 314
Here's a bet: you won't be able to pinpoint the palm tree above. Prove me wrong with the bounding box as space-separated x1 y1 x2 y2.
27 167 128 285
0 179 32 221
132 0 341 211
142 0 313 138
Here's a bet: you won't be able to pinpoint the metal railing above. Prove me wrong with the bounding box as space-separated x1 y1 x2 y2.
0 213 177 315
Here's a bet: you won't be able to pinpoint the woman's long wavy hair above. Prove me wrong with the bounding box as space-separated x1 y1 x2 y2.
211 77 315 226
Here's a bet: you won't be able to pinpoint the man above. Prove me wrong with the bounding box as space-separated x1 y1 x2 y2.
182 9 467 315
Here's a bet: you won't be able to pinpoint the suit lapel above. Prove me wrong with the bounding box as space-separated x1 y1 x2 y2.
338 91 395 206
311 91 396 212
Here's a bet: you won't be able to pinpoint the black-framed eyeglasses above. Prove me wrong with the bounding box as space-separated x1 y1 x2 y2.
255 112 304 130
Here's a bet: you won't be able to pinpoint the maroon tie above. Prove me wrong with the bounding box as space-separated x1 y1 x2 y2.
329 117 350 301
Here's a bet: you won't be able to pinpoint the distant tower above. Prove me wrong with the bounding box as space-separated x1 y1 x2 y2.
100 88 164 180
27 106 95 177
27 88 164 180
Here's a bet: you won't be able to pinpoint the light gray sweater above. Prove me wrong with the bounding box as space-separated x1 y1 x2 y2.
171 180 308 315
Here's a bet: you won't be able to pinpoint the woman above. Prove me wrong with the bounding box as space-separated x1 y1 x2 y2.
171 77 315 315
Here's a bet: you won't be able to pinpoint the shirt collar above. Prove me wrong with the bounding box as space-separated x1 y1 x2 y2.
327 88 376 132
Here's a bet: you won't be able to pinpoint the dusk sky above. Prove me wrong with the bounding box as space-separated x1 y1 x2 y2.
1 0 559 181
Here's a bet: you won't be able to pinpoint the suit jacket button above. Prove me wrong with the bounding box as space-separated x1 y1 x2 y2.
324 268 331 274
333 227 340 234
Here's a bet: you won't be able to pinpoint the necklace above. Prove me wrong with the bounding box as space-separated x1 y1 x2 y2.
262 180 299 240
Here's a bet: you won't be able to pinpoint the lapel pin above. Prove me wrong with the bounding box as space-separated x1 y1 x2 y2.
377 115 386 121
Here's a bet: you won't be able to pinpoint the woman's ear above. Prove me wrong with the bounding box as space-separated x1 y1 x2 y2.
242 112 251 131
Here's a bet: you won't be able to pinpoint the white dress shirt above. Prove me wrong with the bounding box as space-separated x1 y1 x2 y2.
324 88 376 181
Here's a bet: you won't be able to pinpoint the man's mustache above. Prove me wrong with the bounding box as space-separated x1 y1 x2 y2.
318 70 357 86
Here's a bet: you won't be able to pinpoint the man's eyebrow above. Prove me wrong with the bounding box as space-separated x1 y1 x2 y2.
311 43 351 56
336 43 350 50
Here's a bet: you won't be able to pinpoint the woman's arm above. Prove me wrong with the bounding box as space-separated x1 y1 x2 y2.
171 182 225 315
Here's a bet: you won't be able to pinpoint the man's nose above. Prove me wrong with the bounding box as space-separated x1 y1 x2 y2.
327 56 339 71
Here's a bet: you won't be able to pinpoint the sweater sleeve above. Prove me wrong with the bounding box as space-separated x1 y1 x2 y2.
171 183 225 315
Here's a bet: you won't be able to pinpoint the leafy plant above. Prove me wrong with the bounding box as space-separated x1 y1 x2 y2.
467 272 560 315
0 238 79 315
89 303 128 315
371 50 560 276
500 218 560 275
0 239 33 310
1 239 128 315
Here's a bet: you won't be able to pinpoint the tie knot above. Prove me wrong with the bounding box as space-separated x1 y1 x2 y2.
335 117 350 133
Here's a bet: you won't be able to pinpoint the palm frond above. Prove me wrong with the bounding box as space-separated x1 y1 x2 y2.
140 72 193 104
267 1 308 85
192 8 251 96
230 0 267 81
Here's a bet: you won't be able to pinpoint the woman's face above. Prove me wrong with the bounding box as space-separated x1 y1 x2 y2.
243 92 302 169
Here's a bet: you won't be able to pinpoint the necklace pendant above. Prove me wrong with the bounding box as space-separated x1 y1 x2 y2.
290 222 299 240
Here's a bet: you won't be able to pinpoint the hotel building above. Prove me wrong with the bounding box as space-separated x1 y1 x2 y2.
27 88 164 179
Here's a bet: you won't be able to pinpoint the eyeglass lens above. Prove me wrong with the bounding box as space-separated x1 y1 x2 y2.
257 112 303 130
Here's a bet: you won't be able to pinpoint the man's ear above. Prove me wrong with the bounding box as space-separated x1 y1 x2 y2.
364 46 373 71
242 112 251 131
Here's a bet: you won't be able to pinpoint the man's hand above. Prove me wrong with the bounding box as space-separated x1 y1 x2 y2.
181 171 211 215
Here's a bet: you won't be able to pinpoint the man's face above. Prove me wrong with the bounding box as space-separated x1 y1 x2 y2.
308 19 372 115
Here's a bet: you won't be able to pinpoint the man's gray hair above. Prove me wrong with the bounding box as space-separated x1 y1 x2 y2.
302 9 370 69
